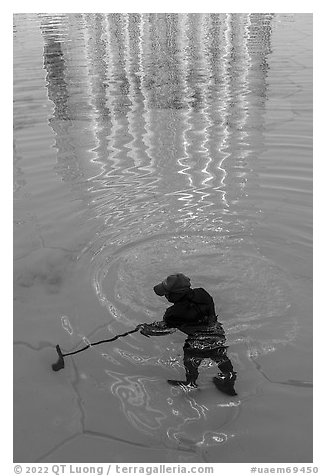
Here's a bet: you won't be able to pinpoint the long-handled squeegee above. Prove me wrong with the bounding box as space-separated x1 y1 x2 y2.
52 326 142 372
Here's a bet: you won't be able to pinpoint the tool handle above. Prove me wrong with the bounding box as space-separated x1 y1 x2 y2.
91 327 140 347
62 326 141 357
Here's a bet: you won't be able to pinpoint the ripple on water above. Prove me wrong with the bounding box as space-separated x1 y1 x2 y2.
69 232 297 447
91 232 294 344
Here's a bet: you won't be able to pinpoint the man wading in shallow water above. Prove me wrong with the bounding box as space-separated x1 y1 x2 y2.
137 273 237 395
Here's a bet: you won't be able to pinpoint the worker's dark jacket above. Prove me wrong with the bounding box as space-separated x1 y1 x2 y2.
144 288 227 351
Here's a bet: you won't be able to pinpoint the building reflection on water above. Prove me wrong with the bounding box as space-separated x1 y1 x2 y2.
14 14 312 455
40 13 273 240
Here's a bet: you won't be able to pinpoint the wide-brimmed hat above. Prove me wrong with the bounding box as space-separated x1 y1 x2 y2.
153 273 191 296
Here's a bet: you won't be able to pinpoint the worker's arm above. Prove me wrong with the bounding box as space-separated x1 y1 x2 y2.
137 320 176 337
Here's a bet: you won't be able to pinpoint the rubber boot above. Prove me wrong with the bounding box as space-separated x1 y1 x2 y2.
167 378 198 388
213 371 237 396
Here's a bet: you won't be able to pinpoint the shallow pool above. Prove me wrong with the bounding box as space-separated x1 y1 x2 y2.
13 13 312 463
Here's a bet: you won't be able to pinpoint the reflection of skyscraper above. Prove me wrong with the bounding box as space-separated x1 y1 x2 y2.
248 13 273 81
40 13 274 234
40 14 86 185
203 13 273 216
43 35 70 121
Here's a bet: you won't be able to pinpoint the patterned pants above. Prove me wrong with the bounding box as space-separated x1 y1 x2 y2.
183 342 234 383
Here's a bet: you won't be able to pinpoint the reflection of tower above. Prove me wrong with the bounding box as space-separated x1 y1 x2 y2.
40 14 87 185
145 13 183 111
39 13 274 235
211 13 251 210
205 13 273 218
81 13 112 167
228 13 273 213
247 13 273 90
42 31 70 121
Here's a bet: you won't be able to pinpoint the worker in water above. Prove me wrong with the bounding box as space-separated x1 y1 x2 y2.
137 273 237 395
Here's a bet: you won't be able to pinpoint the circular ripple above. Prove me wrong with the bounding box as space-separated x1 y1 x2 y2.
79 232 298 445
90 232 295 353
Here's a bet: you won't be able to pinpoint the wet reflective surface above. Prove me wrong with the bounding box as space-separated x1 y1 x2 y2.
13 13 312 462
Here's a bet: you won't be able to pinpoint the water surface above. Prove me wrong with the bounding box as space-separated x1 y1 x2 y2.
13 13 312 463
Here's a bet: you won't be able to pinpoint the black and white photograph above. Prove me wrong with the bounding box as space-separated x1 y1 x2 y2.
12 5 314 469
